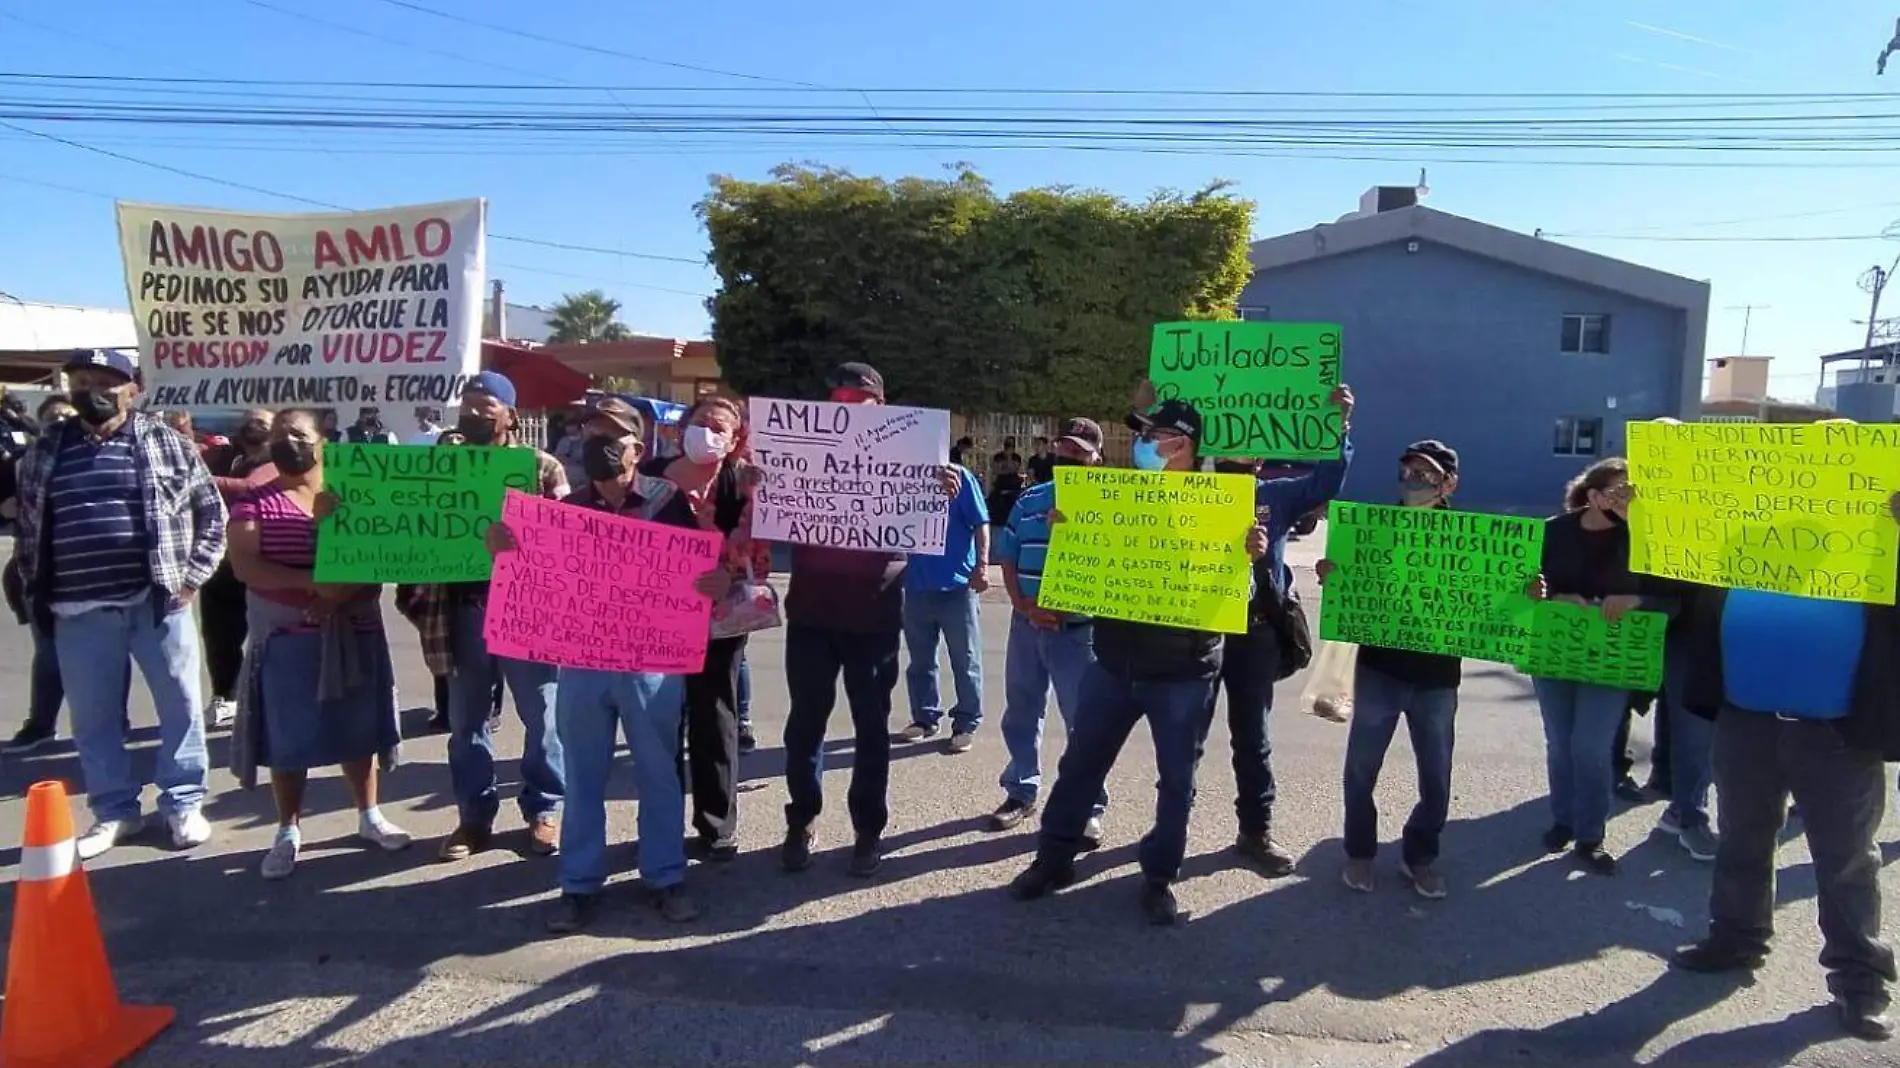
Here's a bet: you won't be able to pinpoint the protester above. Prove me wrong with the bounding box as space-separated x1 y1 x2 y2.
405 407 447 446
737 651 756 753
318 409 342 443
989 418 1109 838
553 400 592 490
1321 440 1464 898
899 457 990 752
488 407 730 932
949 435 974 468
0 392 37 462
1025 437 1054 486
342 406 398 445
198 408 277 731
780 362 958 877
1008 399 1272 925
14 349 225 858
1526 458 1674 875
225 409 408 879
987 436 1026 525
0 396 73 752
640 394 770 861
399 371 569 862
1670 484 1900 1042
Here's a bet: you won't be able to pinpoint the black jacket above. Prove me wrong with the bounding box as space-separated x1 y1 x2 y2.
1093 619 1222 682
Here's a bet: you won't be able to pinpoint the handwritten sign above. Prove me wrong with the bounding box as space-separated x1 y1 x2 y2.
483 492 722 674
1628 421 1900 605
1520 602 1666 691
1318 502 1542 662
748 398 952 554
1037 468 1254 633
314 443 535 583
115 199 485 441
1149 321 1343 460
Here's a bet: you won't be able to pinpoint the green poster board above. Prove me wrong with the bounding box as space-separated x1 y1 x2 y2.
1317 502 1543 663
314 443 539 583
1520 601 1666 691
1148 320 1343 460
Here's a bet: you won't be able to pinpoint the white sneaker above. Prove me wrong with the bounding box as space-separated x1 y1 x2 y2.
209 699 237 730
167 809 212 849
76 818 141 860
358 812 413 852
260 830 300 880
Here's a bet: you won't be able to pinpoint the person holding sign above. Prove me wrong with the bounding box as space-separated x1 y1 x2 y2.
898 459 990 752
225 410 409 880
485 405 731 933
1009 400 1272 926
1669 482 1900 1042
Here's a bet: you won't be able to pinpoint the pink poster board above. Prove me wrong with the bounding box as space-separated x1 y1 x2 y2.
482 490 723 674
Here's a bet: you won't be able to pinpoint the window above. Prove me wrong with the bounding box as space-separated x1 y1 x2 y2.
1553 417 1603 456
1560 313 1611 354
1237 304 1272 322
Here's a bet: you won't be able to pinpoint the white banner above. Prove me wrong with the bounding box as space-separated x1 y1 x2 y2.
116 198 486 438
748 397 952 554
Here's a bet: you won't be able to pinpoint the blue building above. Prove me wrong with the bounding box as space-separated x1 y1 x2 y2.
1241 188 1709 515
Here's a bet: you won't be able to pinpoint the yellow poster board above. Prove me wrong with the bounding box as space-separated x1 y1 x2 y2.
1037 468 1256 633
1627 421 1900 605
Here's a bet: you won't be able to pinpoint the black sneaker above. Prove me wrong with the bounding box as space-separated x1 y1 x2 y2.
693 837 740 863
1 722 56 754
1644 775 1673 798
1080 815 1105 852
1614 775 1647 803
545 892 598 934
1541 824 1574 853
1573 842 1618 876
780 826 814 873
848 837 882 878
1835 994 1896 1042
1008 859 1075 901
426 709 450 734
1670 939 1767 974
989 799 1036 831
738 727 757 754
1234 833 1296 877
1140 879 1181 926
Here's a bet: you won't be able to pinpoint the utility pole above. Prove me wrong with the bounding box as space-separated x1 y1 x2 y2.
1723 304 1769 356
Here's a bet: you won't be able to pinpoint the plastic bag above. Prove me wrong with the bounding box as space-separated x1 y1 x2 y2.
1300 640 1358 722
710 562 782 640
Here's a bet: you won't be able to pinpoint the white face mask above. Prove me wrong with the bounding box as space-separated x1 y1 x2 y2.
682 425 733 463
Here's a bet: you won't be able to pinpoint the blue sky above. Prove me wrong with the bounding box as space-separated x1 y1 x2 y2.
3 0 1897 401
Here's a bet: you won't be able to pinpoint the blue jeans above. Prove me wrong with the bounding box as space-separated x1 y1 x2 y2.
55 598 208 822
783 624 901 838
737 651 752 727
1037 662 1215 882
903 587 984 733
1662 646 1715 831
1343 664 1458 865
22 614 65 735
1533 677 1630 845
998 613 1103 812
448 598 563 829
555 668 686 893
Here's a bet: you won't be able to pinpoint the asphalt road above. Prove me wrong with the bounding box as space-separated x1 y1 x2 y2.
0 534 1896 1067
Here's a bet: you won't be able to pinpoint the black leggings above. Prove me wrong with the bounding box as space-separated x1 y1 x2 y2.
198 563 248 702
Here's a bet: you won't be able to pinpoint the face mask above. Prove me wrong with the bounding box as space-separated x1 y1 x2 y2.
582 435 631 482
238 424 269 446
269 439 319 475
682 425 732 464
455 413 498 445
71 388 124 427
1131 439 1168 471
1399 476 1440 507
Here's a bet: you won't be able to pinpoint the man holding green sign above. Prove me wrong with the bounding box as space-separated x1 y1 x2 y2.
1148 321 1343 462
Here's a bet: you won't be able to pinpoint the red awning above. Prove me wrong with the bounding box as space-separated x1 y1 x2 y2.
482 341 592 410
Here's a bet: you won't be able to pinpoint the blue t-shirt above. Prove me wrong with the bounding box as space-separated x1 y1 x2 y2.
994 479 1067 611
1721 589 1865 719
905 465 989 592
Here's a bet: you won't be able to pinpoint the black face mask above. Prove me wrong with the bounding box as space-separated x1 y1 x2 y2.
582 435 631 482
238 425 269 446
1213 460 1259 476
269 439 319 475
71 388 123 427
456 413 499 445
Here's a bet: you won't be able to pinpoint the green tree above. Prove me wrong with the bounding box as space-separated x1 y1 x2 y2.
547 289 633 343
697 164 1253 416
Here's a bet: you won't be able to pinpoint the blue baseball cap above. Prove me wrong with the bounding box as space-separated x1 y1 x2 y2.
465 369 518 408
63 349 137 382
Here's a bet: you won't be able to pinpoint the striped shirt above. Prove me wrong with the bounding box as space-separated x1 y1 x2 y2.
230 485 317 609
993 480 1088 622
45 424 151 607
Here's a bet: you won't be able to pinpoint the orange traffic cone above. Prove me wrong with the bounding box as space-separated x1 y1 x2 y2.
1 780 173 1068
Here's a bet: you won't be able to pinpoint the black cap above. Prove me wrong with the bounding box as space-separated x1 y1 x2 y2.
825 362 886 399
1056 417 1104 456
1401 439 1460 477
1126 399 1203 444
586 397 646 440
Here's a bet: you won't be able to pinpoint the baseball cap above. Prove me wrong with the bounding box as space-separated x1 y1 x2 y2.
465 370 518 408
825 362 886 400
63 349 137 382
1126 399 1204 444
586 396 646 440
1401 439 1460 477
1055 417 1104 457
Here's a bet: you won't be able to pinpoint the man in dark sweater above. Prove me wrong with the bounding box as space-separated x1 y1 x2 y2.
1320 440 1464 899
1008 400 1270 925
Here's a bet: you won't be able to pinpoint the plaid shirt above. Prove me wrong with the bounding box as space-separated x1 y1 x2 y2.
14 412 227 611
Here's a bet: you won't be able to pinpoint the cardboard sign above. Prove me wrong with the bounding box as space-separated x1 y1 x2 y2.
747 397 952 554
314 443 535 583
1317 502 1542 662
1628 421 1900 605
115 198 485 440
1520 601 1666 691
483 491 723 674
1036 468 1255 633
1148 321 1343 460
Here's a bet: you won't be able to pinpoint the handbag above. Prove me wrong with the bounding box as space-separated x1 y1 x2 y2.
709 561 782 640
1254 566 1314 681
